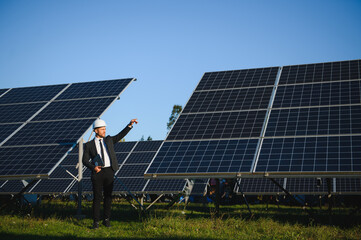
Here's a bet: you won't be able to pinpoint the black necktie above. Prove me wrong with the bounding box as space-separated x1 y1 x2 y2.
99 139 105 164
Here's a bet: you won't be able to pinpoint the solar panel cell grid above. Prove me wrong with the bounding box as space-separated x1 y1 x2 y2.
256 136 361 173
0 124 22 143
196 67 279 91
0 145 71 177
166 110 267 140
0 84 67 104
239 178 284 193
113 178 148 192
144 179 186 192
0 89 9 96
31 179 73 193
336 178 361 192
266 105 361 137
273 81 361 108
279 60 361 84
57 79 133 100
183 87 274 113
286 178 329 193
133 140 163 152
0 103 46 123
33 98 114 121
3 119 94 146
146 139 258 175
125 152 157 164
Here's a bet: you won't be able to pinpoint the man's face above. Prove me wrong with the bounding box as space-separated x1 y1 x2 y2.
94 127 106 138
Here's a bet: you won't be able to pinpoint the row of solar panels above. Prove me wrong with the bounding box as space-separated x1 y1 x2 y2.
0 79 135 179
1 59 361 196
145 60 361 178
0 140 360 195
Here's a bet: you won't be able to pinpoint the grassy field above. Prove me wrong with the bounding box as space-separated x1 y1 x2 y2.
0 198 360 240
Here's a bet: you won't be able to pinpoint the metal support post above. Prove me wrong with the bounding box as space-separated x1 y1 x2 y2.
215 178 220 217
75 139 85 219
235 180 252 215
269 178 314 217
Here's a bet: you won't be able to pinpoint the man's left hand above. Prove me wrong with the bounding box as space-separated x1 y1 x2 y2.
128 119 138 127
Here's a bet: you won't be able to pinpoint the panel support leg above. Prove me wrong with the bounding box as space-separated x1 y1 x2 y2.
268 178 314 217
235 180 252 216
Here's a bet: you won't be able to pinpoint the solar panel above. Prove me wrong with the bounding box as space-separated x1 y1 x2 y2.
0 78 135 179
195 67 278 91
68 141 186 195
190 179 208 195
3 119 95 146
0 124 22 142
145 60 361 179
33 98 114 121
146 139 258 175
285 178 330 194
236 178 284 195
166 111 267 140
0 84 67 104
30 151 79 194
256 59 361 176
0 103 46 123
335 178 361 194
145 66 279 178
113 141 186 194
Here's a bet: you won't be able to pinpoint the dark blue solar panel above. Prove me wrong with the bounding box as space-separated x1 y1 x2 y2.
279 60 361 85
0 89 9 96
113 141 137 152
146 139 258 175
0 103 45 123
49 166 78 178
144 179 186 192
286 178 330 194
68 178 92 193
0 180 27 193
0 145 71 177
125 152 157 164
60 153 78 165
4 119 94 146
57 79 133 100
0 84 67 104
133 140 163 152
273 81 361 108
31 179 73 193
116 153 130 165
0 124 22 143
335 178 361 193
113 178 149 192
266 105 361 137
117 164 149 178
191 179 208 195
256 136 361 173
183 87 273 113
238 178 284 194
196 67 278 91
167 111 266 140
33 98 114 121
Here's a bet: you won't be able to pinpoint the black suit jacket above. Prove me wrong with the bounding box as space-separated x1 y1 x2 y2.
82 125 132 173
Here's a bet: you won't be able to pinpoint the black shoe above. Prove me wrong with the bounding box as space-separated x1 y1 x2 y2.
93 221 99 229
102 218 111 227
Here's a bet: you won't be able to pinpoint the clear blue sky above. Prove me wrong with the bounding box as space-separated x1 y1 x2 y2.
1 0 360 141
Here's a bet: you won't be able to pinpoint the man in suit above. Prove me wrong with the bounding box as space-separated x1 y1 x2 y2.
82 118 138 229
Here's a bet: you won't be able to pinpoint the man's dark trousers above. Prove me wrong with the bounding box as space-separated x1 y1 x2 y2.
91 167 114 221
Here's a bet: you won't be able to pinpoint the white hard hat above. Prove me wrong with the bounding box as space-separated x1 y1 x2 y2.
93 119 106 129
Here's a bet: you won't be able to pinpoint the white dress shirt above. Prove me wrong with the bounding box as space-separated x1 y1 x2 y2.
94 137 111 167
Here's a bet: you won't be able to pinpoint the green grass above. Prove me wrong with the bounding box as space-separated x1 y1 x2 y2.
0 199 360 240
